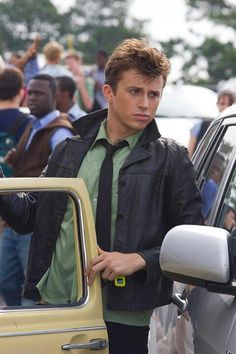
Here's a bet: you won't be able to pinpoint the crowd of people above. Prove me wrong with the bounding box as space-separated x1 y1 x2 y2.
0 38 108 307
0 36 108 115
0 36 235 353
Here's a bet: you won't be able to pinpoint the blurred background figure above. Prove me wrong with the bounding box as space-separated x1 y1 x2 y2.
0 74 74 306
188 89 235 157
8 35 41 106
56 75 86 121
90 50 108 110
40 41 72 78
9 35 40 87
0 67 33 306
64 50 94 112
0 67 32 177
201 152 225 219
216 90 235 112
223 206 236 233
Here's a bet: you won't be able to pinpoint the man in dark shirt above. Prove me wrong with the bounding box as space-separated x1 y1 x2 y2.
0 67 32 306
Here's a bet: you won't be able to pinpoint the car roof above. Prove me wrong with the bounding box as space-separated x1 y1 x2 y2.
157 84 218 119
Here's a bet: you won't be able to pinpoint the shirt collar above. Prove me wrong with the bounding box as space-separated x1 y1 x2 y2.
32 110 60 130
91 119 142 150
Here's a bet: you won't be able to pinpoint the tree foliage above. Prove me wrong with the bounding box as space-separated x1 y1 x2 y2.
58 0 147 62
186 0 236 30
0 0 61 53
160 0 236 87
0 0 147 62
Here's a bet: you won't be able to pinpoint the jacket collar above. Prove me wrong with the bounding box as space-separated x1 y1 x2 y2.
72 108 161 145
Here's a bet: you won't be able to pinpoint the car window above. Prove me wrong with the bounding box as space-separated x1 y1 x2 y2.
199 125 236 221
0 190 85 309
193 123 219 166
217 168 236 234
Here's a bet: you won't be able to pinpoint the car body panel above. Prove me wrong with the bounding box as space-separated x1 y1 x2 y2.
0 178 108 354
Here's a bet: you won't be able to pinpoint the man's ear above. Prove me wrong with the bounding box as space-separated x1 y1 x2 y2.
103 84 113 103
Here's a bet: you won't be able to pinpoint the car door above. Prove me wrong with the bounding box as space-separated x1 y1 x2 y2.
0 177 108 354
181 119 236 354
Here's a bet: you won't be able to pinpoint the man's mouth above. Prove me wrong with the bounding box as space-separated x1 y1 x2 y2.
134 113 150 120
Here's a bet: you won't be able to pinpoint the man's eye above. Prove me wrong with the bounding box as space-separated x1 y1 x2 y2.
130 89 139 94
149 92 158 98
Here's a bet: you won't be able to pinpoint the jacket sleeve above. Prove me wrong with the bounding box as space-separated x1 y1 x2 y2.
138 143 204 281
0 166 38 233
0 191 37 234
165 144 204 228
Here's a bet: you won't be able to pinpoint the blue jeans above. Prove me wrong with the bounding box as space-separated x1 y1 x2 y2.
0 226 32 306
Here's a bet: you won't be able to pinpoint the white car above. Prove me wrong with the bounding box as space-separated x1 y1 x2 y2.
156 84 219 147
150 104 236 354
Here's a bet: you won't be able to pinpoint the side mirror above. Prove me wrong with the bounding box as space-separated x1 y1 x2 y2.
160 225 233 290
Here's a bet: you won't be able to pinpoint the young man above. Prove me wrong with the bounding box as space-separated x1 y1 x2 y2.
64 51 94 112
55 75 86 121
0 66 32 306
0 74 74 307
90 50 108 110
0 39 203 353
5 74 74 177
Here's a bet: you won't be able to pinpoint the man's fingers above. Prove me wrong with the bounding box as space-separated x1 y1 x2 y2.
87 270 96 286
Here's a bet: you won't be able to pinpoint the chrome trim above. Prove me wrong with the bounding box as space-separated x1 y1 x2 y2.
0 325 106 338
75 192 89 307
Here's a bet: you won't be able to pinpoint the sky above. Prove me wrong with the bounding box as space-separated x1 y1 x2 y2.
128 0 188 42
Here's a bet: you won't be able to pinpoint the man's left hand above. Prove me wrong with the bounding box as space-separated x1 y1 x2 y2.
86 247 146 286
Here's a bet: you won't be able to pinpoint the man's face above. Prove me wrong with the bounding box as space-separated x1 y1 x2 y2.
224 209 236 232
65 56 81 72
27 79 55 118
217 95 231 112
104 69 164 139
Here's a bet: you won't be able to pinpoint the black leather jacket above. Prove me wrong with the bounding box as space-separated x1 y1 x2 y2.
0 109 204 309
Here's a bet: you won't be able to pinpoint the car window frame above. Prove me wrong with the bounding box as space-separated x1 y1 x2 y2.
193 118 225 181
195 118 236 226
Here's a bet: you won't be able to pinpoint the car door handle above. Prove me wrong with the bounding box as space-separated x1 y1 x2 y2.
172 292 188 312
62 338 108 350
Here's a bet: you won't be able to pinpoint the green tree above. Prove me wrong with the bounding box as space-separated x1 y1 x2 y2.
160 0 236 86
0 0 61 54
59 0 147 62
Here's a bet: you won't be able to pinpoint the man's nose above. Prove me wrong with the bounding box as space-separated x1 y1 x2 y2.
138 94 149 109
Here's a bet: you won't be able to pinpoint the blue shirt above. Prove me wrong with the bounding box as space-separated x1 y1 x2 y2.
25 110 73 150
191 120 202 138
68 103 86 122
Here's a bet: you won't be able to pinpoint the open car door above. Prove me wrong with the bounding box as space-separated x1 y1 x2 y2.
0 177 108 354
